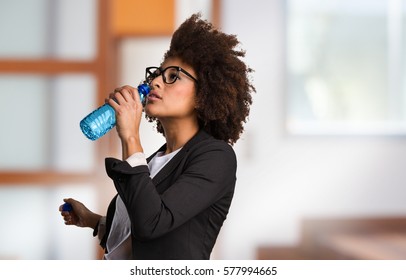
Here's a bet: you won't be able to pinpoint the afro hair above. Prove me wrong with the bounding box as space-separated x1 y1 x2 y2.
147 13 255 145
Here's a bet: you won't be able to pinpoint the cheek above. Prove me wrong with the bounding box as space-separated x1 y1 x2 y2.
176 92 196 112
144 93 195 117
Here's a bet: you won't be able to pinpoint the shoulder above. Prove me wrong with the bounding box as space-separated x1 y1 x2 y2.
185 130 236 165
187 129 234 150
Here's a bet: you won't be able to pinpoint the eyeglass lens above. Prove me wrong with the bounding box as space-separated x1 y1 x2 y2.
146 67 179 84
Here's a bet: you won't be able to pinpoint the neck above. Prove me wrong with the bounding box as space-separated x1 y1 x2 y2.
161 118 199 154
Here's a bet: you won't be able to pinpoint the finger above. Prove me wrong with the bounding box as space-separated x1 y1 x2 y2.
64 198 74 203
114 91 126 105
110 86 136 103
133 87 142 104
64 212 73 222
120 87 136 103
121 85 134 91
120 85 141 102
61 211 70 218
124 85 142 103
105 92 115 103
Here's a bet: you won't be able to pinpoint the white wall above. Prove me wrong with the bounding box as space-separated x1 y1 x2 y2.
218 0 406 259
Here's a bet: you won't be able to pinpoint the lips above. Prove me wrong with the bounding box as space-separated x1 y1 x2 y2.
147 91 162 101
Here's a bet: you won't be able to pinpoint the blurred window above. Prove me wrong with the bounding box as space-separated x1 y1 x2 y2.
0 74 96 171
0 0 100 260
0 0 96 60
0 185 97 259
287 0 406 134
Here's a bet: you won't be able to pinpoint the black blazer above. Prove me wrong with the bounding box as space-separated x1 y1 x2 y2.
103 129 237 259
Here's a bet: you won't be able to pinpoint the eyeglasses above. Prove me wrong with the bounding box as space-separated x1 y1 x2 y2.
145 66 198 85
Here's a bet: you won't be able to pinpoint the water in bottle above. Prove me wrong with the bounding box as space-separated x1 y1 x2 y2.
80 83 150 141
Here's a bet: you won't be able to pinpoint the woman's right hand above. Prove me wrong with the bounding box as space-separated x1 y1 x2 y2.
59 198 101 229
107 86 143 140
106 85 144 159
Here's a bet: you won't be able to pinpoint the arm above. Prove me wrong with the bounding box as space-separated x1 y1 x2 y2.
105 140 236 240
59 198 101 230
107 85 144 160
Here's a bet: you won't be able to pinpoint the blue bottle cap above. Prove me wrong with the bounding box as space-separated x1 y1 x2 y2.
62 202 73 212
138 83 150 97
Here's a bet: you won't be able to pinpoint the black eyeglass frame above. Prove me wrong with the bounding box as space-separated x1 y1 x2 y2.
145 66 198 85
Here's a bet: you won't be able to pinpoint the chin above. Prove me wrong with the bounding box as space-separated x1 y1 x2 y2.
144 106 159 118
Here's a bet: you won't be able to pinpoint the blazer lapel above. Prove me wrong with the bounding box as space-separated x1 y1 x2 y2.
148 129 211 189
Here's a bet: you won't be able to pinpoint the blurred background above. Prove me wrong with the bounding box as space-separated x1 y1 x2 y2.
1 0 406 260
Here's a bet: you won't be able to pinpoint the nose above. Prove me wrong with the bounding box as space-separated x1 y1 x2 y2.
151 74 163 89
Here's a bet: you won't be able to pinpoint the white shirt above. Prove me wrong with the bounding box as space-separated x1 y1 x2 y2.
102 148 181 260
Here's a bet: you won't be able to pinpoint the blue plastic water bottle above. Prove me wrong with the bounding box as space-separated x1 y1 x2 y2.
80 83 150 141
